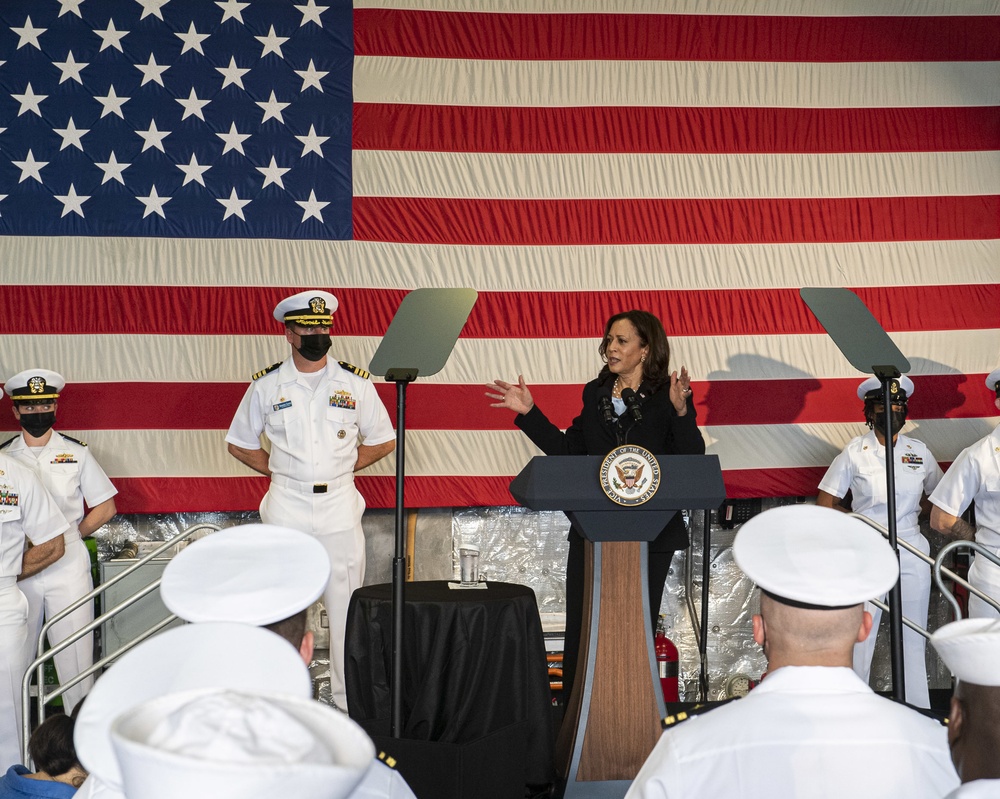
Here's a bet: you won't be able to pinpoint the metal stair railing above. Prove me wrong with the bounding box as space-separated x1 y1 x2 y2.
20 523 220 762
933 539 1000 620
848 513 1000 637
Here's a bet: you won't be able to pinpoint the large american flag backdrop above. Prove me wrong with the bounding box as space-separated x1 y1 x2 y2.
1 0 998 513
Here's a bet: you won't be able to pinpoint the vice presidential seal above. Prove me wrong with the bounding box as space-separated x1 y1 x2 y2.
600 445 660 506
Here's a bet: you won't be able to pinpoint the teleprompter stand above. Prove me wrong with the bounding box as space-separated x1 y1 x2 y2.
801 287 911 702
511 454 725 798
368 288 478 737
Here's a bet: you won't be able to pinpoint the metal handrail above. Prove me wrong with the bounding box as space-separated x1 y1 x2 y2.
20 523 220 761
848 513 1000 632
933 539 1000 620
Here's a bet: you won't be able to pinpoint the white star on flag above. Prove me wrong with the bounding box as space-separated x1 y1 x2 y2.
216 122 251 155
176 154 212 186
176 88 211 120
256 156 290 189
94 20 129 52
216 0 249 24
295 124 328 158
176 22 210 55
53 117 90 151
295 59 327 92
12 83 47 116
136 0 171 21
256 91 290 124
54 183 90 218
11 16 46 50
295 0 328 27
53 51 88 84
95 86 130 118
12 149 48 183
216 56 250 90
217 188 251 220
95 152 132 185
0 195 7 215
136 185 171 218
57 0 85 17
135 120 171 152
255 25 288 58
295 189 329 223
135 54 170 87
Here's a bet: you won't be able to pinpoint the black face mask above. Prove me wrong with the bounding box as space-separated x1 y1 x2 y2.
873 410 907 436
20 411 56 438
296 333 332 362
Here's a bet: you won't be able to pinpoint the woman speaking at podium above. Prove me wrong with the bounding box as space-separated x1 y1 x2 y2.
488 309 705 701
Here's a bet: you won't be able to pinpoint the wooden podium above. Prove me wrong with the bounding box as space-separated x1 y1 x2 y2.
510 455 725 798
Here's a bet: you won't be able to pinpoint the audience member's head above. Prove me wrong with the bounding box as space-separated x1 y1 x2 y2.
27 713 87 788
75 623 311 794
111 688 373 799
931 618 1000 784
159 523 331 662
733 505 899 671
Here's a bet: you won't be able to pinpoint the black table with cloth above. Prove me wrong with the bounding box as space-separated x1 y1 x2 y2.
345 580 555 787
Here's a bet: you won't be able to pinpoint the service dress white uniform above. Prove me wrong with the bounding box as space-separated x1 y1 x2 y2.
625 666 959 799
818 430 942 706
945 780 1000 798
1 431 116 712
930 425 1000 618
226 357 394 709
0 453 69 771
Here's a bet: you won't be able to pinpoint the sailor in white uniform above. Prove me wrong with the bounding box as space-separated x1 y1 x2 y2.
817 375 942 706
625 505 959 799
931 617 1000 798
0 454 67 770
226 290 395 710
3 369 117 712
930 367 1000 618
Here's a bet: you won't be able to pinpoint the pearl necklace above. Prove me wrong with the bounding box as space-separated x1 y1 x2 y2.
612 376 638 399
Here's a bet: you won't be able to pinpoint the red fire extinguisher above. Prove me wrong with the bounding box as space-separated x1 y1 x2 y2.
655 614 679 703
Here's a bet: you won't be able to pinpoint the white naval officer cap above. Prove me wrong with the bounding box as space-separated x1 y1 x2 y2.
986 367 1000 394
4 368 65 402
857 375 914 402
160 523 331 626
931 617 1000 687
111 689 374 799
732 505 899 609
75 623 312 792
273 290 338 326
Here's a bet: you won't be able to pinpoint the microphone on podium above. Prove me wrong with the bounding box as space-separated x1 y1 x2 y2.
621 388 643 423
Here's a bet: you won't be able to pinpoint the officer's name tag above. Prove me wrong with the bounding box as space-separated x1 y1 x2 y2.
272 400 293 411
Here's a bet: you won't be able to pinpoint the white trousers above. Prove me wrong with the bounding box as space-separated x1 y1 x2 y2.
261 481 366 710
968 555 1000 619
854 532 931 708
18 537 94 713
0 583 29 771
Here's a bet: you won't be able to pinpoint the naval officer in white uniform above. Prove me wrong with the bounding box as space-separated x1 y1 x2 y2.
931 618 1000 797
625 505 959 799
225 290 395 711
0 454 67 770
931 367 1000 618
816 375 941 707
3 369 118 712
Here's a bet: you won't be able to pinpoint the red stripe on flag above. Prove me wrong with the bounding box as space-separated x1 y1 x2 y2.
116 468 952 512
355 104 1000 155
354 10 1000 62
354 196 1000 246
112 475 521 513
1 376 990 432
3 285 995 337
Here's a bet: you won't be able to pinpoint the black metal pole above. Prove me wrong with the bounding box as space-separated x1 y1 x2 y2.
877 371 905 702
699 510 711 701
390 379 409 737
